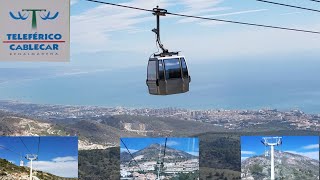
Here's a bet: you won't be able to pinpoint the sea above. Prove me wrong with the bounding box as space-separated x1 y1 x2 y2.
0 58 320 114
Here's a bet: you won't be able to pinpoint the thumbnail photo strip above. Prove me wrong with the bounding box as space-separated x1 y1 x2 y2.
120 137 199 180
241 136 319 180
0 136 78 179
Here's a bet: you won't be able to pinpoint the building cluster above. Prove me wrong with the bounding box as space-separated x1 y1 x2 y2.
120 158 199 180
0 101 318 131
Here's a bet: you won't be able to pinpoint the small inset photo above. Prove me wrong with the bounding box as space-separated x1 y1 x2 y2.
0 136 78 180
120 137 199 180
241 136 319 180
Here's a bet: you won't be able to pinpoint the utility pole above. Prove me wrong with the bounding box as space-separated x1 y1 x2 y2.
261 137 282 180
26 154 38 180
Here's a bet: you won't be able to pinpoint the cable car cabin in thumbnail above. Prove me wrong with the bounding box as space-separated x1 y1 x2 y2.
147 55 190 95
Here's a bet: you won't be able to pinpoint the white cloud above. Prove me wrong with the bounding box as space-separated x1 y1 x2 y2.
28 156 78 178
70 0 320 66
241 156 249 161
179 9 268 24
164 140 180 146
241 151 256 155
280 12 302 16
302 144 319 150
187 151 199 157
71 0 172 53
120 148 138 153
70 0 79 6
52 156 77 162
165 24 320 62
285 151 319 160
70 0 244 53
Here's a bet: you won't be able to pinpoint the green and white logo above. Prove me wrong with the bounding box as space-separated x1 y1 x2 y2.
0 0 70 62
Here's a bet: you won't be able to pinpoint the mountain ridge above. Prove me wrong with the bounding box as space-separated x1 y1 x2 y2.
121 143 197 163
241 150 319 180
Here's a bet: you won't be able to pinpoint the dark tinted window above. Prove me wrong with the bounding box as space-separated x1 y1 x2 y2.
159 60 165 80
181 58 188 78
164 58 182 79
147 60 156 80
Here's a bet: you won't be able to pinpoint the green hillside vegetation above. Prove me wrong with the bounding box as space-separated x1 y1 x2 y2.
79 147 120 180
200 167 241 180
169 171 200 180
198 133 241 180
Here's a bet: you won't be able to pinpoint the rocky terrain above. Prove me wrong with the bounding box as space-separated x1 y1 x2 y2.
0 110 124 150
241 150 319 180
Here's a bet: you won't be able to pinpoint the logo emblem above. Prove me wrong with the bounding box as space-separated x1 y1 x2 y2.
9 9 59 30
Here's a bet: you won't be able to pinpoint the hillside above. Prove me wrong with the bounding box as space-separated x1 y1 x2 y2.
0 111 123 150
121 143 197 163
117 114 227 137
78 147 120 180
1 104 319 180
198 132 241 180
62 119 136 147
0 158 76 180
241 150 319 180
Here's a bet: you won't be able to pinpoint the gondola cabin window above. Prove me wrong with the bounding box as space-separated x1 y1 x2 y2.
164 58 182 79
147 60 157 80
158 60 165 80
181 58 189 78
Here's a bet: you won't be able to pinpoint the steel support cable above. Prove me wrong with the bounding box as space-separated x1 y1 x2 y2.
0 145 21 157
256 0 320 13
3 124 32 154
84 0 320 34
36 136 40 160
120 138 143 172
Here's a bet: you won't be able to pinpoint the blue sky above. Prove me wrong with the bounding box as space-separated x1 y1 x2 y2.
0 136 78 178
1 0 320 68
120 137 199 156
241 136 319 161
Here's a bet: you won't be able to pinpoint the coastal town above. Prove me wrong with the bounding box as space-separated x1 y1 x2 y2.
0 101 319 131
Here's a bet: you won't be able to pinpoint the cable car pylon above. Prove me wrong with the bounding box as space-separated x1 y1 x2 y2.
261 137 282 180
26 154 38 180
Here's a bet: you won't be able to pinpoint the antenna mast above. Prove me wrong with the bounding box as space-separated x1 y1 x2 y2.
261 137 282 180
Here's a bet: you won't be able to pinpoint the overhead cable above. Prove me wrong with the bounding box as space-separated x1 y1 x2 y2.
85 0 320 34
257 0 320 13
120 138 143 172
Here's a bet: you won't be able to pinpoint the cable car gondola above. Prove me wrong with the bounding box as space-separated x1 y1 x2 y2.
146 7 191 95
147 54 190 95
